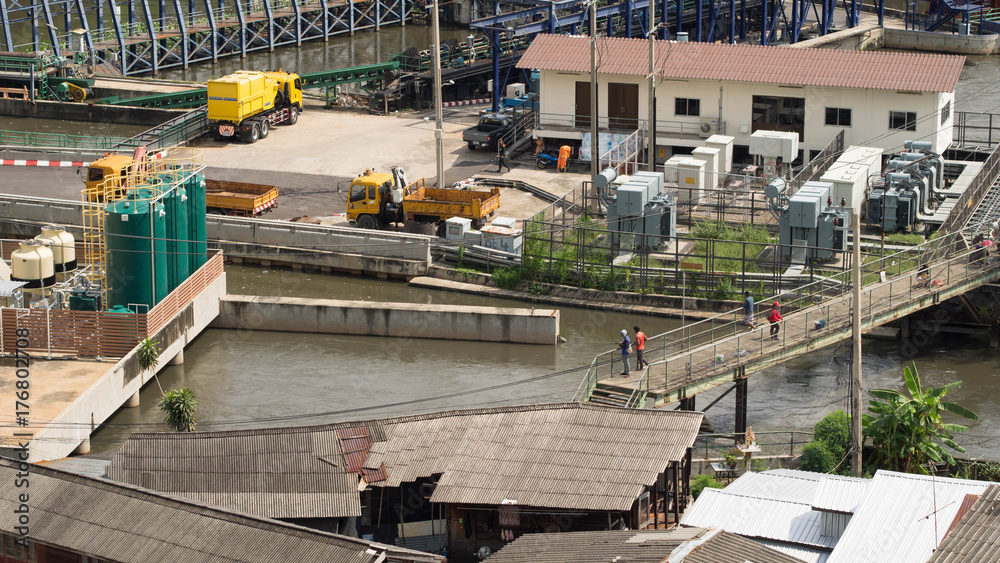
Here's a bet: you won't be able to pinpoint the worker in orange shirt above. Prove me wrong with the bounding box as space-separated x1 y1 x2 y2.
633 325 648 370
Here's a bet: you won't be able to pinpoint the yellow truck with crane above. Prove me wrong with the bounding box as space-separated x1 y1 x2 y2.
206 69 303 143
346 167 501 236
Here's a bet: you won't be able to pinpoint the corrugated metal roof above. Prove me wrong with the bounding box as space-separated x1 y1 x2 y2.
681 488 835 549
756 539 830 563
516 34 965 93
665 529 807 563
811 474 871 514
827 470 989 563
0 280 27 297
485 528 708 563
0 459 441 563
926 484 1000 563
723 470 823 504
109 403 702 516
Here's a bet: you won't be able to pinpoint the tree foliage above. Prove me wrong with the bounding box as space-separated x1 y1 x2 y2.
862 363 977 474
800 442 837 474
815 410 851 470
137 338 161 372
159 387 198 432
691 474 725 499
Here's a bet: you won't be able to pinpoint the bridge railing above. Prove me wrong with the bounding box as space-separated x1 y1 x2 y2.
575 229 976 401
936 142 1000 241
695 431 816 459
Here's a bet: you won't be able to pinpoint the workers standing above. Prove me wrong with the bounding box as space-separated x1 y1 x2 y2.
496 139 510 173
633 326 648 371
768 302 784 340
619 329 631 377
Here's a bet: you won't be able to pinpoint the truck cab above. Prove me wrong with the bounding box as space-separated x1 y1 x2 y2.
463 112 517 150
81 147 149 202
347 171 397 229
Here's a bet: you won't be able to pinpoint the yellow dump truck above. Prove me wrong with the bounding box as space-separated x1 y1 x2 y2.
81 146 152 202
207 69 303 143
346 167 500 235
205 179 278 217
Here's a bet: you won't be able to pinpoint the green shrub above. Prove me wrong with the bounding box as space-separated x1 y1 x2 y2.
800 441 836 474
710 276 736 301
491 266 523 290
691 474 725 499
815 410 851 471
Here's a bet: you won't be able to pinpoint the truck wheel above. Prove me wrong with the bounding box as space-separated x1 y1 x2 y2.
467 142 476 150
287 106 299 125
436 223 447 238
246 123 260 144
357 215 377 229
259 120 270 139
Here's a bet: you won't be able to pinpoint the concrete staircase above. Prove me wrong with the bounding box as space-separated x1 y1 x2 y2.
588 382 634 407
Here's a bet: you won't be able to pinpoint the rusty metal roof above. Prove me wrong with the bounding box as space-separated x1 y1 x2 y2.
109 403 702 515
517 35 965 93
0 458 441 563
925 485 1000 563
485 528 708 563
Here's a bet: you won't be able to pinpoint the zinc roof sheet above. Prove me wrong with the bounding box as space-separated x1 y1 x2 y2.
517 34 964 93
826 470 989 563
487 528 708 563
665 530 808 563
811 474 871 514
723 469 823 504
0 459 441 563
756 539 830 563
680 488 835 549
109 403 702 515
927 485 1000 563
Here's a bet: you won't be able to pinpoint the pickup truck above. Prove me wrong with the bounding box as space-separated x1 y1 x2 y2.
462 112 524 151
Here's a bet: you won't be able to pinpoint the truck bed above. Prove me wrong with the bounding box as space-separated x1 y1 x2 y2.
404 184 500 223
205 179 278 216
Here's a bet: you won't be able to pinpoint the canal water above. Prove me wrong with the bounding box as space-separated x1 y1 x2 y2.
89 266 1000 461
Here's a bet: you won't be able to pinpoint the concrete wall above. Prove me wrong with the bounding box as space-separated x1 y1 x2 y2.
211 295 561 345
791 24 885 51
884 28 1000 55
0 99 186 126
21 272 226 462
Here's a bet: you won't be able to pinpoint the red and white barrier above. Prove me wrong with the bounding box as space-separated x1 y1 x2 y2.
0 150 166 168
441 98 491 108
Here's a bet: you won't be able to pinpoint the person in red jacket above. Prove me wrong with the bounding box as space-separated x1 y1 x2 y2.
768 302 783 340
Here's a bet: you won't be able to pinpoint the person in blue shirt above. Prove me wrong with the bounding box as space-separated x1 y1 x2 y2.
619 329 631 377
743 291 757 331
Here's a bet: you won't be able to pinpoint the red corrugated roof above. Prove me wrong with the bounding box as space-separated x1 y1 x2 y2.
516 34 964 93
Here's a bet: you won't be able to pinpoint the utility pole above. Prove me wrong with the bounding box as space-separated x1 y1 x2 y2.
851 208 863 477
590 1 598 184
431 0 445 189
647 13 657 172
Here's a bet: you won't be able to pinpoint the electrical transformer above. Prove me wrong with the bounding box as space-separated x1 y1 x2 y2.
768 179 849 263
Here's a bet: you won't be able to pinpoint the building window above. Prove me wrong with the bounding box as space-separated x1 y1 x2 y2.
675 98 700 117
751 95 805 141
2 535 35 562
825 107 852 127
941 100 951 125
889 111 917 131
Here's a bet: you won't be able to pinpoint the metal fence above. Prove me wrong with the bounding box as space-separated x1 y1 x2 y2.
695 431 816 459
0 130 134 151
953 111 1000 150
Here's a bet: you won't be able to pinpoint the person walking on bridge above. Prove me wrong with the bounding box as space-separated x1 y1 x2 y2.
618 329 631 377
768 302 784 340
743 291 757 332
633 326 648 371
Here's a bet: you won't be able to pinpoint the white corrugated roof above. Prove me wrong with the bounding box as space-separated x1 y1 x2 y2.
811 475 871 514
723 470 823 505
827 470 989 563
681 488 835 549
756 539 830 563
0 280 27 297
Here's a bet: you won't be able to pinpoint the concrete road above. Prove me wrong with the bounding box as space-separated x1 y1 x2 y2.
0 103 590 224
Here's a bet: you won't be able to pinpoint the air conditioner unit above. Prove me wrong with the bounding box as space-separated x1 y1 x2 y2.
698 118 718 138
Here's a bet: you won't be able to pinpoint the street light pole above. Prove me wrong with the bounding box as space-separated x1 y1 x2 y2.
590 1 598 184
431 0 445 189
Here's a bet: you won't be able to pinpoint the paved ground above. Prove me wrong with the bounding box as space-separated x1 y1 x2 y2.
1 102 589 227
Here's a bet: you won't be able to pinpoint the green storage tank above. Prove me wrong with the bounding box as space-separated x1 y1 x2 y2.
187 172 207 271
168 184 191 289
105 190 169 311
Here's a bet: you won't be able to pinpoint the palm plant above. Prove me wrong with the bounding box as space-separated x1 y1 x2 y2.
159 388 198 432
862 363 977 473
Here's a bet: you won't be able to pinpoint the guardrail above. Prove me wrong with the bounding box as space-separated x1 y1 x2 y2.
0 130 135 151
695 431 816 459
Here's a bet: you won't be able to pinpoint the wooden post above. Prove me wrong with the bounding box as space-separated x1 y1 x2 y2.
734 376 747 439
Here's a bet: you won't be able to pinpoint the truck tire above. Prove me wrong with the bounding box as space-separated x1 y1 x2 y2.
357 214 377 229
467 142 476 150
245 122 260 144
287 106 299 125
259 119 270 139
436 223 447 238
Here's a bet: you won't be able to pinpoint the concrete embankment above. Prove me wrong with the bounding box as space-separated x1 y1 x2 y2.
211 295 561 345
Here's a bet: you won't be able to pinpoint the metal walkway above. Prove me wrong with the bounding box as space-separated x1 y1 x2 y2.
577 144 1000 409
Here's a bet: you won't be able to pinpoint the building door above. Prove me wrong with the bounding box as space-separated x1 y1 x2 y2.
575 82 591 128
608 82 639 130
751 95 805 141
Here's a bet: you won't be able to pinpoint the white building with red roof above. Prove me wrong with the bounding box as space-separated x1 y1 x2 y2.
516 34 965 164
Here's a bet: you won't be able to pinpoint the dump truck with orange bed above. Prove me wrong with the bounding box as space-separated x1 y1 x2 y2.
205 179 278 217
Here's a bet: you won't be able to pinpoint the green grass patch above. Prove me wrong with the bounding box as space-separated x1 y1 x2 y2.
887 233 925 246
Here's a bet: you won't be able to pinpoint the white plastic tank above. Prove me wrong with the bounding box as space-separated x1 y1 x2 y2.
35 225 77 278
11 240 56 289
